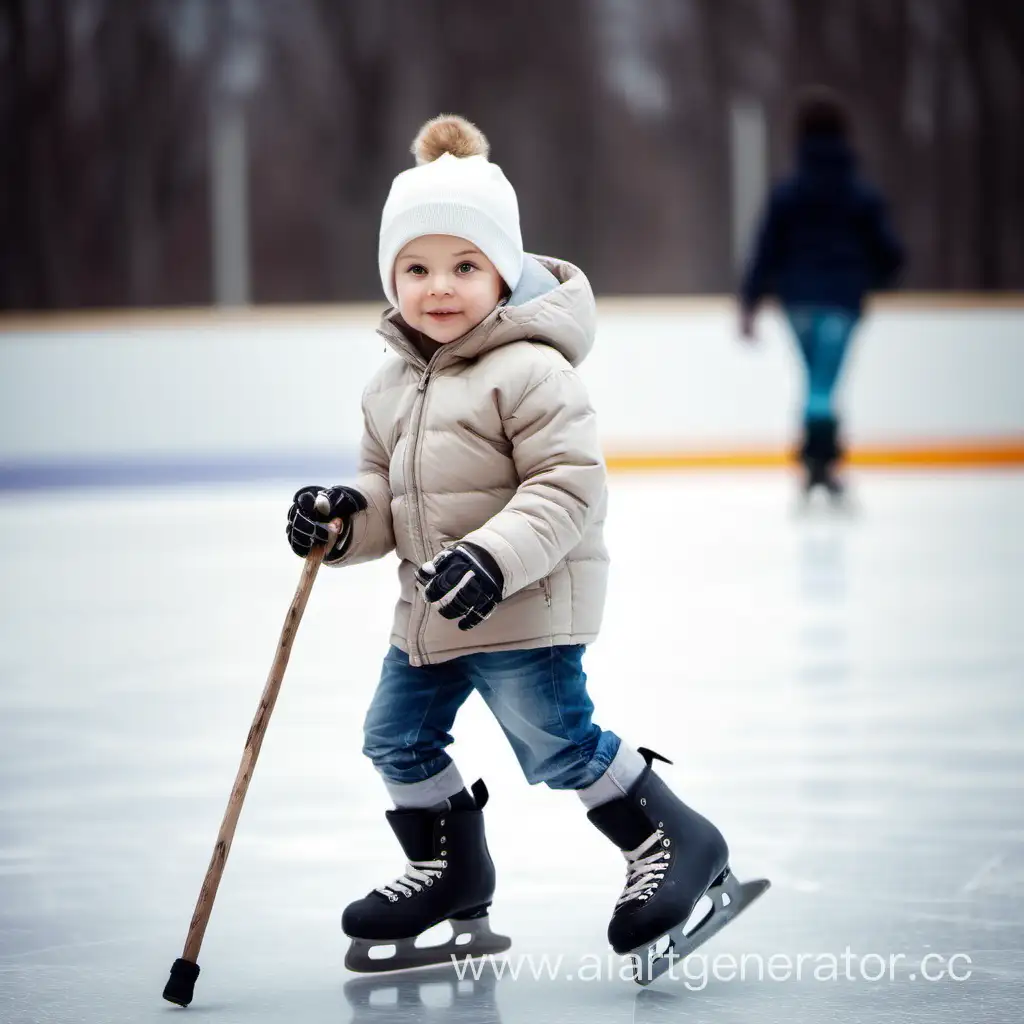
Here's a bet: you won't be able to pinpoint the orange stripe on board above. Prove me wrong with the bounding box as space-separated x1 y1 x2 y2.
606 441 1024 472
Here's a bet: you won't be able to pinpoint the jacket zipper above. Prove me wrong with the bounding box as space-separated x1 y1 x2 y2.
406 359 439 664
380 313 503 665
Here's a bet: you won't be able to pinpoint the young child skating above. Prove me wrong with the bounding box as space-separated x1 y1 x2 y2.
286 115 767 982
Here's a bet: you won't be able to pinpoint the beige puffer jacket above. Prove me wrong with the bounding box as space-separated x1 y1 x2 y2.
332 255 609 666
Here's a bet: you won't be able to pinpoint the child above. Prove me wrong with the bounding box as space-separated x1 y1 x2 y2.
739 87 904 499
286 115 766 981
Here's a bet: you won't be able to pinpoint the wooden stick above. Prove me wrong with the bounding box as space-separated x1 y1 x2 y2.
162 517 341 1007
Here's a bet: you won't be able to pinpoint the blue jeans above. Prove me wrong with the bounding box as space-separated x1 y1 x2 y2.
786 306 859 421
363 645 622 791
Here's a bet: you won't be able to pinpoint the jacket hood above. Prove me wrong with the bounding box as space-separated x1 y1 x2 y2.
798 135 856 177
378 254 596 369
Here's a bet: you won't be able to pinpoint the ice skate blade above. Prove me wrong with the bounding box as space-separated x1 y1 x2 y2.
345 915 512 974
629 871 771 987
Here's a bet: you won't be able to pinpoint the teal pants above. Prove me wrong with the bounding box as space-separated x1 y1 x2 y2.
785 306 858 421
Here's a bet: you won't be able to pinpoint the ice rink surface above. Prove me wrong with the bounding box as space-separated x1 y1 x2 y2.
1 470 1022 1023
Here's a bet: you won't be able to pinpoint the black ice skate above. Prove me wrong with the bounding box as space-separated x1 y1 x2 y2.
588 748 769 986
800 416 846 503
342 779 511 973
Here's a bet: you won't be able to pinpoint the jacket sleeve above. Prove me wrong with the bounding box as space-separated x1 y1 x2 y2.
325 406 396 567
460 361 605 596
740 187 787 311
861 189 905 290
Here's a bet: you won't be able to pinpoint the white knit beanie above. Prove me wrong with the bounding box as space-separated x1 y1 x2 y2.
378 115 524 306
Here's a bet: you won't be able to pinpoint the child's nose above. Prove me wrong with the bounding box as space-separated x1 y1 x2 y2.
428 273 455 295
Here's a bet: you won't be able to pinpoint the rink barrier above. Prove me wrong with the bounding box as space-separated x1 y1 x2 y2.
1 291 1024 333
2 438 1022 492
2 294 1021 490
605 438 1024 471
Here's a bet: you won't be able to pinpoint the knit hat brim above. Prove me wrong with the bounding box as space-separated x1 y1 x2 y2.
379 203 524 307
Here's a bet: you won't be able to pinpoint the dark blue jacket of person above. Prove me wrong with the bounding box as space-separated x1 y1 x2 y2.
740 135 904 315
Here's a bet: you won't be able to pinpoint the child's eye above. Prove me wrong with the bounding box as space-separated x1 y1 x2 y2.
406 265 427 275
456 262 476 274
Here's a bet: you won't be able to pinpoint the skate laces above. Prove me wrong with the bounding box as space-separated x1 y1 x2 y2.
617 830 670 907
375 859 445 902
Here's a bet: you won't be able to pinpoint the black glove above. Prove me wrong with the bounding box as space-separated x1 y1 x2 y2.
286 485 367 561
415 542 505 631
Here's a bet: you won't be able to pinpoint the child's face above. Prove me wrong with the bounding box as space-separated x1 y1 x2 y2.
394 235 504 344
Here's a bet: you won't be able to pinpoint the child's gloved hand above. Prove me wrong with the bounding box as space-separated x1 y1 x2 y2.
416 543 505 631
286 485 367 560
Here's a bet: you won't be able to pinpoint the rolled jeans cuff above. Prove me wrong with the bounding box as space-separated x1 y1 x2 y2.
384 761 466 809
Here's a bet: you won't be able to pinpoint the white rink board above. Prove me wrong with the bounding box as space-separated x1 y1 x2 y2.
0 301 1022 466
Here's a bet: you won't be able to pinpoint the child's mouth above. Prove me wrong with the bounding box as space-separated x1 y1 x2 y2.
426 310 459 319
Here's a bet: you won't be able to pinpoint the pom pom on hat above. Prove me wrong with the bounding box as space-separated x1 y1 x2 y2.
412 115 489 164
379 114 524 306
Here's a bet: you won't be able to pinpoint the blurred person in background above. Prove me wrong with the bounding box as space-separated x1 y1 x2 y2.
738 86 905 501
